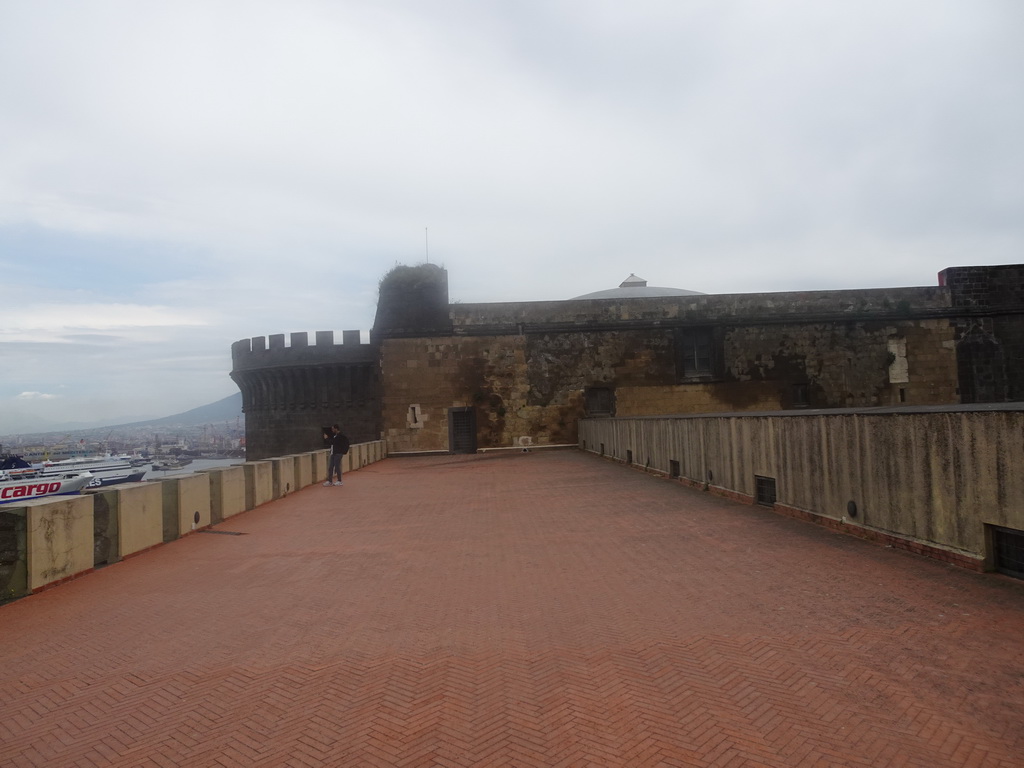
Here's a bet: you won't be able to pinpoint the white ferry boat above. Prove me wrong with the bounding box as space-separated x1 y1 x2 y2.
0 454 148 488
0 473 94 505
39 454 135 475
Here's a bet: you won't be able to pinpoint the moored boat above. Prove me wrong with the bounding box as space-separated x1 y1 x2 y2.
84 470 148 488
0 454 148 488
0 473 94 504
39 454 135 475
151 457 193 472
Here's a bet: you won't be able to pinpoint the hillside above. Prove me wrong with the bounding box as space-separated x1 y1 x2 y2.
120 392 243 428
0 393 244 444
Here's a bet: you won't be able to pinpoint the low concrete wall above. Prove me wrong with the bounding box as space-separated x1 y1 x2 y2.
105 483 164 559
92 490 119 567
579 407 1024 570
1 440 388 601
292 454 313 489
21 496 94 593
0 510 28 600
271 457 296 498
202 466 246 523
243 461 274 510
160 473 212 542
313 450 328 482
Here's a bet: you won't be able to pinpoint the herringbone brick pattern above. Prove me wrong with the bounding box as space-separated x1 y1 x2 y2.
1 451 1022 767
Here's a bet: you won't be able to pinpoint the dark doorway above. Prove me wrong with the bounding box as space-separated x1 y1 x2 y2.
448 407 477 454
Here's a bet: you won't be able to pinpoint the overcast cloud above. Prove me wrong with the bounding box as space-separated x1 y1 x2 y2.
1 0 1022 432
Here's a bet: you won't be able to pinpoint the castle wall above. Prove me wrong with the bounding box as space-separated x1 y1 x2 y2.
381 288 961 452
449 285 952 330
381 335 582 453
237 264 1021 457
231 330 380 460
940 264 1024 403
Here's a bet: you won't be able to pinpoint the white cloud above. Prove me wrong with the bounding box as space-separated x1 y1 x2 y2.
0 0 1021 430
16 392 59 401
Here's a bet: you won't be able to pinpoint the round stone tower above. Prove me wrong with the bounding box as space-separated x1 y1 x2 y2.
230 330 380 460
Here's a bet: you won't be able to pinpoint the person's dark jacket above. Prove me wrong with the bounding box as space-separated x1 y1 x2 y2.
327 432 350 455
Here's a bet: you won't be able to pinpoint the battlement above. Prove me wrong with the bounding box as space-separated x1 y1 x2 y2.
231 330 378 372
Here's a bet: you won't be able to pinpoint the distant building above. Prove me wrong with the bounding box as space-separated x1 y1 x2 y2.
231 264 1024 460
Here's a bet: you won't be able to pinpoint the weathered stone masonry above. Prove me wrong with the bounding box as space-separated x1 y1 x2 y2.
941 264 1024 403
233 263 1024 457
231 330 380 460
379 283 966 452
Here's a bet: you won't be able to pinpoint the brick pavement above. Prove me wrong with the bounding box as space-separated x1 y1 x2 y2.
1 450 1022 768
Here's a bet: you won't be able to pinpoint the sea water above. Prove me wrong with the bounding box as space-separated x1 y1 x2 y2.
145 458 244 477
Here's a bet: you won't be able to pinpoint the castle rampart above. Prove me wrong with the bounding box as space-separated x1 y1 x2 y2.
231 263 1024 459
230 330 380 459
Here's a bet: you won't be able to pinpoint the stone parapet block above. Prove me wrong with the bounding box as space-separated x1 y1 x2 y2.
160 474 212 542
12 496 95 593
96 483 163 561
290 454 313 489
243 461 273 510
201 466 246 523
270 457 296 498
313 450 328 482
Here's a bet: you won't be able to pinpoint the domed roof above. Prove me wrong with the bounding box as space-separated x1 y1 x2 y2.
571 274 705 300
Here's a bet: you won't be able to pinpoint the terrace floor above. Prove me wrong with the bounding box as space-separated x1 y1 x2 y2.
1 450 1023 767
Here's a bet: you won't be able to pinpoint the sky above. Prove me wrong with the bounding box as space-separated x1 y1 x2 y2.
1 0 1022 433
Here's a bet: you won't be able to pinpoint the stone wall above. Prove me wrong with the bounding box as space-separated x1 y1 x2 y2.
382 310 961 452
238 263 1021 456
940 265 1024 403
231 330 380 459
579 406 1024 570
381 335 577 453
449 285 953 331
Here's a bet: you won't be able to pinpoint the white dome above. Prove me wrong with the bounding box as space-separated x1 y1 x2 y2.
571 273 705 300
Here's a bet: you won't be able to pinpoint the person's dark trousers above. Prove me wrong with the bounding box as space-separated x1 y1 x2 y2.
328 453 343 483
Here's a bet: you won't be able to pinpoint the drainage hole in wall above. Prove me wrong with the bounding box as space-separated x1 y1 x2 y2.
992 525 1024 580
754 475 777 506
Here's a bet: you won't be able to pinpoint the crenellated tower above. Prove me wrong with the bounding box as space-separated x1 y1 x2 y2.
230 330 380 460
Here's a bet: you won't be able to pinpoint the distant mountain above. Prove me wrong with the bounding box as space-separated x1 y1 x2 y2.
0 393 244 442
120 392 243 428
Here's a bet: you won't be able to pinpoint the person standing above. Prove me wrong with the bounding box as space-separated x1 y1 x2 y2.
323 424 349 486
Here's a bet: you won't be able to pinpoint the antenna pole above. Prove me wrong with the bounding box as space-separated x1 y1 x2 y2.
425 227 429 263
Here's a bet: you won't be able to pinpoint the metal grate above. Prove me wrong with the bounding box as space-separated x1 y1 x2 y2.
755 475 777 506
993 526 1024 580
200 530 247 536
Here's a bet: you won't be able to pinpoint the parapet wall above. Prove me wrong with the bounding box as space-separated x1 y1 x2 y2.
0 441 387 601
450 286 955 335
231 330 377 370
579 406 1024 571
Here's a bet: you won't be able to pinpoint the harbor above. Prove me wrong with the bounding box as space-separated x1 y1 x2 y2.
0 452 245 504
